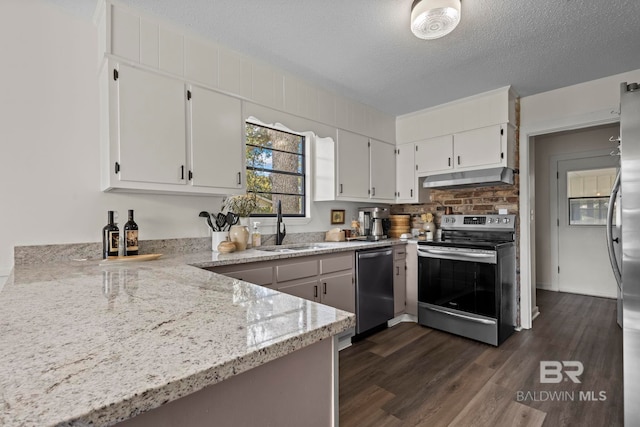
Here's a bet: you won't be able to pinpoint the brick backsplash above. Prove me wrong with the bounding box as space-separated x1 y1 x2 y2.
391 173 519 228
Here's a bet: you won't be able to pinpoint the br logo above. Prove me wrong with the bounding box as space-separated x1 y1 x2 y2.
540 361 584 384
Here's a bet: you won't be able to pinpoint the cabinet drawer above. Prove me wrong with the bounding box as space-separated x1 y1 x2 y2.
223 266 273 286
276 260 319 282
394 247 407 261
277 278 320 302
320 254 353 275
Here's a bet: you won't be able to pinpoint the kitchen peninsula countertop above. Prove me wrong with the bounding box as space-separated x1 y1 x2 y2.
0 240 405 426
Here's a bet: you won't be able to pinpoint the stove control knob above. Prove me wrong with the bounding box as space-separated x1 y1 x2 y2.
487 218 493 224
503 218 510 224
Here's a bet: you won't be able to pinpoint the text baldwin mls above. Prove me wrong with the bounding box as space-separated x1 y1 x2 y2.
516 390 607 402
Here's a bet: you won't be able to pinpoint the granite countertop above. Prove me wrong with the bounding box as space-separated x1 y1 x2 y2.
0 239 405 426
177 239 406 269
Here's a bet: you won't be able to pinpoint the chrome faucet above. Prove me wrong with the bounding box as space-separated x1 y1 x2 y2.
276 200 286 245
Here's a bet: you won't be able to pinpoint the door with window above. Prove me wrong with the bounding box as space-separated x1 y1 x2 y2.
557 155 618 298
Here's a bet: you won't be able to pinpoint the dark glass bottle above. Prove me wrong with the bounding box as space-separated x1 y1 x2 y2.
103 211 119 259
124 209 139 256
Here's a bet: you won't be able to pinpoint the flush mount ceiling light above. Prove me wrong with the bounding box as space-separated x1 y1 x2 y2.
411 0 461 40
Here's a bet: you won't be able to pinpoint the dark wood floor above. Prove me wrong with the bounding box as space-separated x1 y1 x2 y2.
339 290 623 427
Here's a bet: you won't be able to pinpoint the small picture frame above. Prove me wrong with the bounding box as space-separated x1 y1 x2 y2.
331 209 345 225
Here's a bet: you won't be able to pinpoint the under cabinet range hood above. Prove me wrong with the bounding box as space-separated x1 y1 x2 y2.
422 167 514 189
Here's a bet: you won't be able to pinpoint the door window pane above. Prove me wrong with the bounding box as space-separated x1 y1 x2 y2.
567 167 616 226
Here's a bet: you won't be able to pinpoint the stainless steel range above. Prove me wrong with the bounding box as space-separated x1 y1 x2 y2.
417 214 516 346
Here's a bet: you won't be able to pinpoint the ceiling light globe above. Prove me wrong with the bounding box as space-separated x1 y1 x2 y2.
411 0 461 40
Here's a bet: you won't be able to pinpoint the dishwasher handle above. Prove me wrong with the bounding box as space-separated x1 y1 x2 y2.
358 248 393 259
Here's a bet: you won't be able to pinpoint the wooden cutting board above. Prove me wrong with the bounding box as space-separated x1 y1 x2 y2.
102 254 163 263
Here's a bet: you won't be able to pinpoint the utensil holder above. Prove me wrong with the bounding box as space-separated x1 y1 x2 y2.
212 232 230 252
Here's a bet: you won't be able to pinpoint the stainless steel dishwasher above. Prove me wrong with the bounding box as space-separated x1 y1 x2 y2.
355 247 394 335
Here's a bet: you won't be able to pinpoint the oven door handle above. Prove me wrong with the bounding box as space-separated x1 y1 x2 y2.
426 305 497 325
417 248 497 264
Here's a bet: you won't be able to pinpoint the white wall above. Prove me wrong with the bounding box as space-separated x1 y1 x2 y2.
0 1 370 274
519 67 640 328
534 124 619 288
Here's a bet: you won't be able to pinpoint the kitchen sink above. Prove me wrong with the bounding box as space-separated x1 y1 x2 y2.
256 244 326 253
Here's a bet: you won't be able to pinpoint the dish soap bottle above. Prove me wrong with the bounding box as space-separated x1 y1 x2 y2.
252 222 261 247
102 210 119 259
124 209 139 256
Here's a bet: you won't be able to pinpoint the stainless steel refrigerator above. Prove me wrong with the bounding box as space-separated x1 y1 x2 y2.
608 82 640 426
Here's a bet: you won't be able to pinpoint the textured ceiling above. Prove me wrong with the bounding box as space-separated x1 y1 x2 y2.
48 0 640 116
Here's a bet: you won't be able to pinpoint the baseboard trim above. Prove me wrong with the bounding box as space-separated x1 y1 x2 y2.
388 314 418 327
532 306 540 321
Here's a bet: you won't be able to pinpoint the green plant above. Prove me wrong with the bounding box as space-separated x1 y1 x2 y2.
222 193 258 217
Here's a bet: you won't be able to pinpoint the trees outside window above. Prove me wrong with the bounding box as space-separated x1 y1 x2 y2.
246 123 305 217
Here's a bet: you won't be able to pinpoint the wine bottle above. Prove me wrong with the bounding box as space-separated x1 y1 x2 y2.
102 211 119 259
124 209 139 256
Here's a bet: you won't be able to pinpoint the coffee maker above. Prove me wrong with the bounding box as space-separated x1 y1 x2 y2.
358 207 390 241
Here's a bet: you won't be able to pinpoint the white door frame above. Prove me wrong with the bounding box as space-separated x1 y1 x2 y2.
550 149 617 292
518 109 619 329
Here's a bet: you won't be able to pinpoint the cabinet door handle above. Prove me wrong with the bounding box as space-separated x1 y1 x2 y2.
410 189 413 198
339 184 343 194
448 157 451 167
237 172 241 185
314 285 318 298
372 187 376 197
323 282 327 295
396 266 400 275
457 156 461 165
180 165 185 180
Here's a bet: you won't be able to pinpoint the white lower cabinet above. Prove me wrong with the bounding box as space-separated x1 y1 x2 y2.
320 272 355 313
393 246 407 316
214 265 274 286
208 252 355 313
277 278 320 301
405 242 418 317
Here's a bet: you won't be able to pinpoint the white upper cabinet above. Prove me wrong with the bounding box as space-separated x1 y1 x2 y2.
414 124 513 176
189 85 244 190
395 142 417 203
370 139 396 200
314 131 396 203
336 130 370 200
415 134 453 175
100 1 398 197
101 61 244 195
115 63 187 186
454 125 505 169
